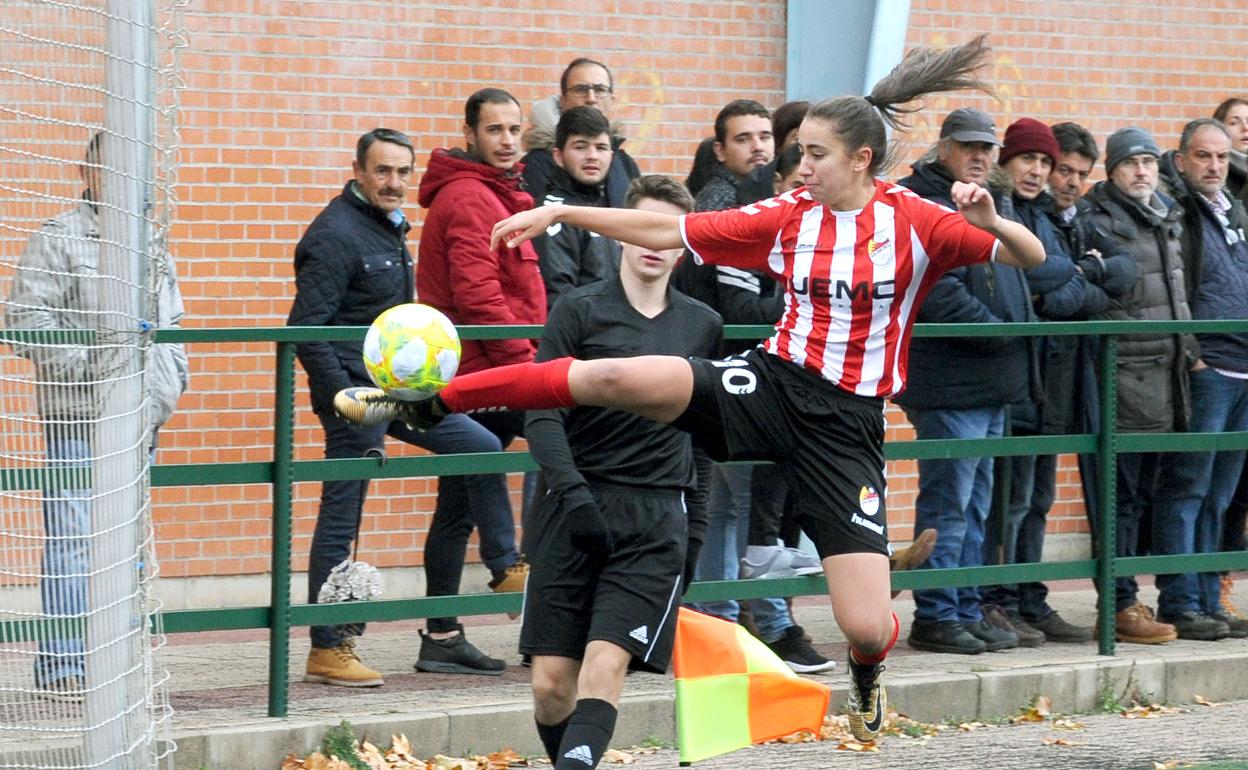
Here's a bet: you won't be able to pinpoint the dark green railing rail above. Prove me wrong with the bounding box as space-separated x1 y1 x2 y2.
12 319 1248 717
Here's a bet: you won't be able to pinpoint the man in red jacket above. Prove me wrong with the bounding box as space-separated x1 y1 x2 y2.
416 85 548 574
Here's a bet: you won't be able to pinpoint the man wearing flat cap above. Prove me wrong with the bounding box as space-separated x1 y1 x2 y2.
893 109 1034 656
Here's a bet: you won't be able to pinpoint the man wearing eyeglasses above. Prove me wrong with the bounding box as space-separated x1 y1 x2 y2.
521 57 641 208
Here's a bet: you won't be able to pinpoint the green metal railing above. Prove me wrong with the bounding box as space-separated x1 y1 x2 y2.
11 319 1248 717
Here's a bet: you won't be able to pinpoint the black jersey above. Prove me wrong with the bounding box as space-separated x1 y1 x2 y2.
525 278 722 505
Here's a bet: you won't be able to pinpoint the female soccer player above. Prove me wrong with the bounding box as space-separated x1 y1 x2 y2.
338 34 1044 744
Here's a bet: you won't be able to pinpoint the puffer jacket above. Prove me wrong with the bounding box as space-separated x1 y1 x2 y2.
287 181 414 414
7 199 189 427
1079 180 1197 432
416 148 546 375
520 101 641 208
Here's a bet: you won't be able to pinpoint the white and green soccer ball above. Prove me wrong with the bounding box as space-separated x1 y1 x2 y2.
363 303 461 401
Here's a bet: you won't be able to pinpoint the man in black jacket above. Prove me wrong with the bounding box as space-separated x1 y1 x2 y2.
982 119 1133 647
521 58 641 208
895 108 1027 655
288 128 521 686
531 106 622 309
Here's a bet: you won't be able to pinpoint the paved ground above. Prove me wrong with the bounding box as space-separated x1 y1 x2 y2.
8 577 1248 769
622 699 1248 769
156 576 1248 770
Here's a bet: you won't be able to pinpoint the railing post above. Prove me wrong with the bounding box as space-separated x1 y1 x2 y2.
1096 336 1119 656
268 341 296 717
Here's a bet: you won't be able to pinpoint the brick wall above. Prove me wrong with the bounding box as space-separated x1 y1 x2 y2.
160 0 787 579
149 0 1246 580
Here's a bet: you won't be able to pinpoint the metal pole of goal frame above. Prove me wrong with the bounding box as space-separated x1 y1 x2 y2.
88 1 156 767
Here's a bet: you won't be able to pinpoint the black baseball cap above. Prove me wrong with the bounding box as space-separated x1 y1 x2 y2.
940 108 1002 146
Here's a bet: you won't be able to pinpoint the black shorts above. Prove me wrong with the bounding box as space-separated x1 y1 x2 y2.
519 482 687 673
672 348 889 558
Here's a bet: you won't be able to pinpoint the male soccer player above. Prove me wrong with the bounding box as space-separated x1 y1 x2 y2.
522 175 720 770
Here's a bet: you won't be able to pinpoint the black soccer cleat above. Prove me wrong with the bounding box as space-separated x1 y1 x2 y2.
333 386 445 429
845 654 887 742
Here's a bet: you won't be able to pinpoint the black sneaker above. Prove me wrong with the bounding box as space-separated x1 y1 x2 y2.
415 627 506 675
765 625 836 674
1156 611 1231 641
965 618 1018 651
1209 611 1248 639
983 604 1043 647
1029 610 1093 643
907 619 985 654
845 654 887 742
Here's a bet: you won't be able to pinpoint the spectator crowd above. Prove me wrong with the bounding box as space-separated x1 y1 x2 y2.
12 53 1248 717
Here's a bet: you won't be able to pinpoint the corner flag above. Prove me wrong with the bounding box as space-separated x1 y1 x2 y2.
672 607 830 764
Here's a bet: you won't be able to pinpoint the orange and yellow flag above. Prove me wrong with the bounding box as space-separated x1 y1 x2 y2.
672 607 831 764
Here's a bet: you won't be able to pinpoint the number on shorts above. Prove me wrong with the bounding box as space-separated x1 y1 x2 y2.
711 358 757 396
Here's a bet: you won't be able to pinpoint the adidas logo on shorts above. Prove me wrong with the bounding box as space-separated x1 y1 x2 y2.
629 625 649 644
563 744 594 765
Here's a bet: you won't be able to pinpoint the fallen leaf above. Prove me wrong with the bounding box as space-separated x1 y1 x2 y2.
359 740 388 770
429 755 477 770
1152 762 1193 770
1052 718 1086 730
1042 737 1078 746
834 740 880 752
601 749 635 764
281 755 305 770
1193 694 1221 708
957 721 989 732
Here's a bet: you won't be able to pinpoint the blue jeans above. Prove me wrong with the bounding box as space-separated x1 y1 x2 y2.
690 465 791 642
1152 368 1248 616
903 405 1005 623
982 452 1057 621
36 426 91 688
309 410 517 646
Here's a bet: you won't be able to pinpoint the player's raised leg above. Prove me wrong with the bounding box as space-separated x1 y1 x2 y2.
335 354 695 428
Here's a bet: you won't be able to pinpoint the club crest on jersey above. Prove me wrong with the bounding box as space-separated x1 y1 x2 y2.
858 485 881 517
867 235 893 265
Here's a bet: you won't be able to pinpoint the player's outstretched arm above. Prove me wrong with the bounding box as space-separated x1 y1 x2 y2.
491 204 684 253
951 181 1045 269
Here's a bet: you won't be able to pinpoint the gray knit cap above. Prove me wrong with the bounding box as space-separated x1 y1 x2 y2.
1105 127 1161 173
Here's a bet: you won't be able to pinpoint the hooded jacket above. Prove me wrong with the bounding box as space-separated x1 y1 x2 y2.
1079 179 1196 432
520 97 641 208
7 199 189 429
416 148 546 375
287 181 414 414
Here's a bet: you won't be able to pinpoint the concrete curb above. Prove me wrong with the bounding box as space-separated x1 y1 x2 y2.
169 651 1248 769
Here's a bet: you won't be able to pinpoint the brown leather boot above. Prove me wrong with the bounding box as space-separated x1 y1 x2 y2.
889 528 936 598
1112 603 1177 645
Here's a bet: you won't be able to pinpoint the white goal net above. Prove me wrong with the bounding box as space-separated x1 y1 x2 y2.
0 1 184 768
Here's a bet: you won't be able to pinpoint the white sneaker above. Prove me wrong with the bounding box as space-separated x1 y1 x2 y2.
739 545 823 579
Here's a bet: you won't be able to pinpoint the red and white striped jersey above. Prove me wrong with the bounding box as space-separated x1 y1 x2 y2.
679 179 999 398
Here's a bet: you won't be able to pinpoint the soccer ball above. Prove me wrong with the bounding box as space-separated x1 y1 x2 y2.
362 303 461 401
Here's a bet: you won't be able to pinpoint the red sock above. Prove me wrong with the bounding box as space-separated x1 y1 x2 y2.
850 612 899 666
439 358 576 414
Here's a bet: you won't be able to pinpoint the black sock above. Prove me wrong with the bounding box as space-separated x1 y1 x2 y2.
554 698 618 769
536 715 570 763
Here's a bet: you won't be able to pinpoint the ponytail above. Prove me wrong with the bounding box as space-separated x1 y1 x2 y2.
807 35 993 175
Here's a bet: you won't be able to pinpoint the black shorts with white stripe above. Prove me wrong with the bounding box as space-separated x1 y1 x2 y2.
519 481 687 674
